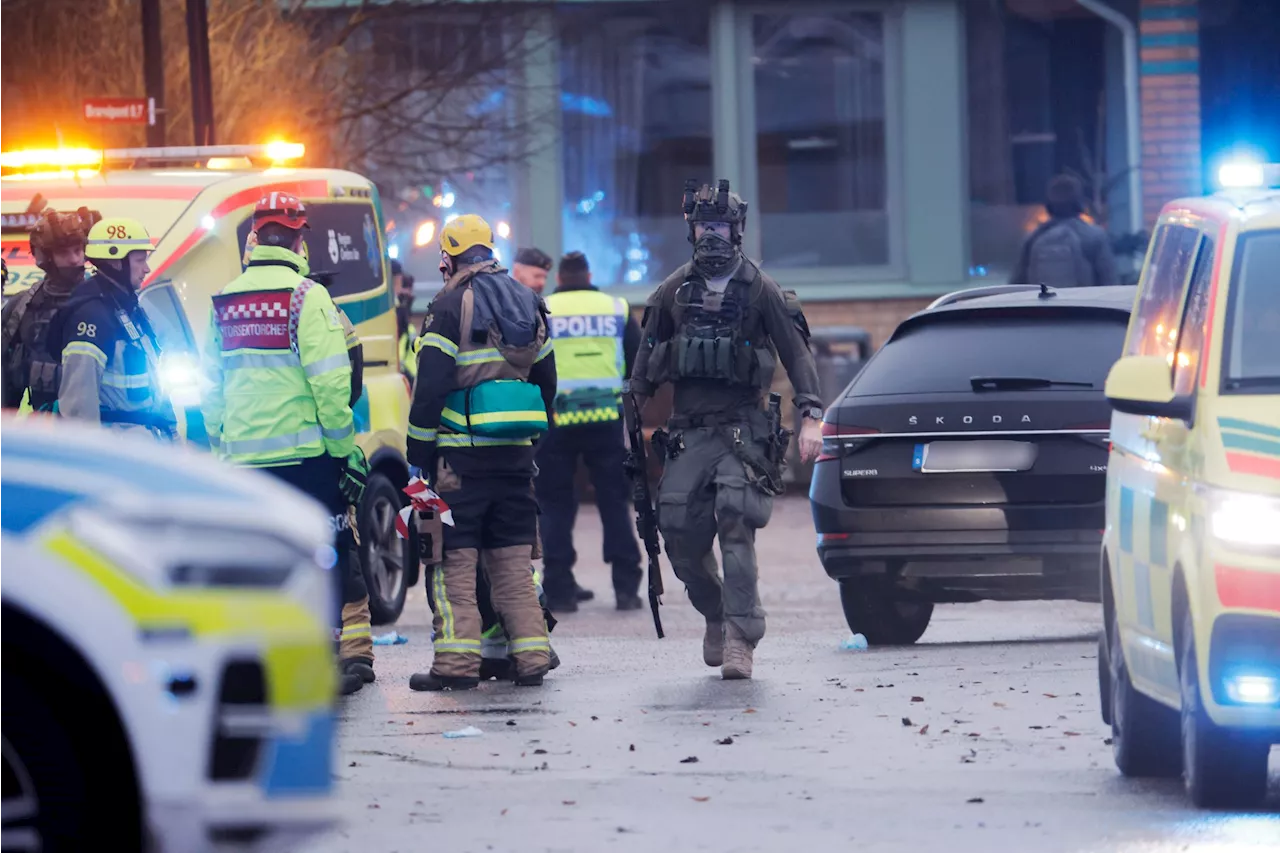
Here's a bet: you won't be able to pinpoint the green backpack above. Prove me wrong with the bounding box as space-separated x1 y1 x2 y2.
442 379 548 439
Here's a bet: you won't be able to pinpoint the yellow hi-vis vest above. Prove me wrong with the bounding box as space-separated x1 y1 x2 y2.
543 288 628 425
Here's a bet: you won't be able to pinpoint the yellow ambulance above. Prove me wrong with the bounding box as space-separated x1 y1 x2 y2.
1 144 416 622
1098 164 1280 808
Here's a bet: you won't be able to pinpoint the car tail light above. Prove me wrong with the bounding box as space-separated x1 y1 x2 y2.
816 421 879 463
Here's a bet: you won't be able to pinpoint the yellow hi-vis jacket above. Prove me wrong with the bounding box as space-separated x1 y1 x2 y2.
201 245 356 466
543 288 629 425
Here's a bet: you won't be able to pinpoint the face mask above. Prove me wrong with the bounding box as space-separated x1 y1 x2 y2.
693 231 737 278
51 263 85 285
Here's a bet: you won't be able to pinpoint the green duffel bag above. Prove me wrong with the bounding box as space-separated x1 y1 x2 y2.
442 379 548 439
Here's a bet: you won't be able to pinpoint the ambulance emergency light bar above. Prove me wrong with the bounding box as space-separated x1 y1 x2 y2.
0 142 305 173
1216 158 1280 190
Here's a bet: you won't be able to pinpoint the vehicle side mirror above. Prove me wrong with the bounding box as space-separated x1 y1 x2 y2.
1105 355 1193 421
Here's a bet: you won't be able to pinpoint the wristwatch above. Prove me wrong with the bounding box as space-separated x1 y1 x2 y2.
801 406 824 421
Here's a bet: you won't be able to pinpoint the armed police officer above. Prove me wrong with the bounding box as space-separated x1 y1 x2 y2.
47 217 178 438
629 180 824 679
407 214 556 691
2 207 99 412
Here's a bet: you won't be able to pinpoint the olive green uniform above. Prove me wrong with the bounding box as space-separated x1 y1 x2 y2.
630 258 821 645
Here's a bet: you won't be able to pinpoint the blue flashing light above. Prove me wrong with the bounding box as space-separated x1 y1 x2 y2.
1225 674 1279 705
561 92 613 118
387 244 400 260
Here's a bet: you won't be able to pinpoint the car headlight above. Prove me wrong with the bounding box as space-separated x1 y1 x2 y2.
1208 489 1280 550
159 352 202 408
68 506 312 590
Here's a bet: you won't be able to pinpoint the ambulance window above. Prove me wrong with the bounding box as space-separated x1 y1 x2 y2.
1172 237 1213 397
138 282 195 353
1126 223 1199 362
1223 229 1280 392
300 202 386 299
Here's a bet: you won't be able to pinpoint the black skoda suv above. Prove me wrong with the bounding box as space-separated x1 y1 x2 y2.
810 284 1135 644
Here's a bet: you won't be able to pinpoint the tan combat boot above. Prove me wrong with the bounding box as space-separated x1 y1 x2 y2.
703 620 725 667
721 625 753 680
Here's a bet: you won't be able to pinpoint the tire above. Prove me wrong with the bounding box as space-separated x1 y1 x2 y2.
1179 608 1270 809
1109 608 1181 777
359 472 411 625
1 669 141 852
1098 631 1112 726
838 580 933 645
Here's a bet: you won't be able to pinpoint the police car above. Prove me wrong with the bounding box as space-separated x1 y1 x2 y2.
1 417 339 850
1098 161 1280 808
1 144 417 623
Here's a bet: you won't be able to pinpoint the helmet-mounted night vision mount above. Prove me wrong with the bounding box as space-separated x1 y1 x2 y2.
682 178 747 244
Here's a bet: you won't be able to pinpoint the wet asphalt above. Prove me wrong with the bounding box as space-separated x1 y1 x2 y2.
309 497 1279 853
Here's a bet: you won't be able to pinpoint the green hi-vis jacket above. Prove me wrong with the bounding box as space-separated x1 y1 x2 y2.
201 245 356 466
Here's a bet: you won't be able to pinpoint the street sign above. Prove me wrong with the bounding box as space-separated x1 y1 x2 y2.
83 98 155 126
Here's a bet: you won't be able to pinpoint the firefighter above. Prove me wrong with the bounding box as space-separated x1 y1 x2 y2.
2 207 100 411
407 214 556 691
47 217 177 438
201 193 371 696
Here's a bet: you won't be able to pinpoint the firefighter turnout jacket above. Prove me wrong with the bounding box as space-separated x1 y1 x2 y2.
47 273 175 433
201 244 356 466
408 259 557 479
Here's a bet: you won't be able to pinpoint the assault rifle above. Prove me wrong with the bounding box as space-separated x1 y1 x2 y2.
622 389 664 638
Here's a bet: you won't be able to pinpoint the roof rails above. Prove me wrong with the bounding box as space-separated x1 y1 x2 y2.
927 283 1056 310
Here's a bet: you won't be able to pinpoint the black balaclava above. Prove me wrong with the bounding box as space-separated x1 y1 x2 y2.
684 180 747 280
692 230 738 279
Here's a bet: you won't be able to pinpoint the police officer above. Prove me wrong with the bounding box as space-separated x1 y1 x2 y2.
47 218 177 438
407 214 556 691
2 207 100 411
630 180 824 680
201 193 371 696
511 247 553 295
537 251 644 612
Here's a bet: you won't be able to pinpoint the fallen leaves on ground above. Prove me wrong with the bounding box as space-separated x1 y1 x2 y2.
506 720 517 726
967 797 984 804
692 796 711 802
563 801 576 806
910 696 925 703
919 724 930 735
716 736 734 745
901 717 913 727
533 749 548 755
680 756 700 764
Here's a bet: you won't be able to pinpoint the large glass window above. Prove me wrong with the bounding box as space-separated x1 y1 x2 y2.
557 3 712 287
964 1 1114 280
752 12 888 269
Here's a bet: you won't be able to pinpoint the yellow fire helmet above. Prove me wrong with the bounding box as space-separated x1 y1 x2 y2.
85 217 154 261
439 213 495 257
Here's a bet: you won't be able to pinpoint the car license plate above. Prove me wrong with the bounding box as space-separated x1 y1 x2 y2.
912 440 1037 473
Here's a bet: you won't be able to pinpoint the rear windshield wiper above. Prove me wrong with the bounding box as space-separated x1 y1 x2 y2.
970 376 1094 391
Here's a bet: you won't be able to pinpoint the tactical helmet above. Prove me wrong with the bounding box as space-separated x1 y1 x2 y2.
439 214 496 258
683 179 748 244
85 218 153 260
28 207 101 268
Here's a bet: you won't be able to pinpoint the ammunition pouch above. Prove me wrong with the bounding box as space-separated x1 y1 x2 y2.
663 333 772 388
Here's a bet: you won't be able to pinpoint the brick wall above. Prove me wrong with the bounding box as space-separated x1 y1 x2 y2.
1140 0 1202 225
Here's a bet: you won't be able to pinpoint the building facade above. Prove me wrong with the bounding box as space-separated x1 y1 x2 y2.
391 0 1214 348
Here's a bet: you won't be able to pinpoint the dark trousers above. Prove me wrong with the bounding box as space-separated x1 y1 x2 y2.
534 419 642 600
261 455 366 631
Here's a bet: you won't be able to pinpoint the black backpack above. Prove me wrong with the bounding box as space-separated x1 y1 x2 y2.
1026 220 1094 288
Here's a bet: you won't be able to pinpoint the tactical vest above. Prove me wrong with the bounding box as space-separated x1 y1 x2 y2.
2 276 77 411
543 288 628 425
439 261 550 443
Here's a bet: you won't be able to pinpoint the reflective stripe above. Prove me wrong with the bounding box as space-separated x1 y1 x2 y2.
222 425 322 455
481 624 505 639
437 433 533 448
509 637 551 654
207 434 221 449
554 407 620 426
63 341 107 369
433 566 455 640
223 352 300 370
433 642 482 655
407 423 437 442
441 406 546 426
321 422 354 441
88 237 152 248
102 371 151 389
341 623 372 638
456 348 504 366
536 338 554 362
304 352 351 378
422 332 458 358
557 377 623 392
